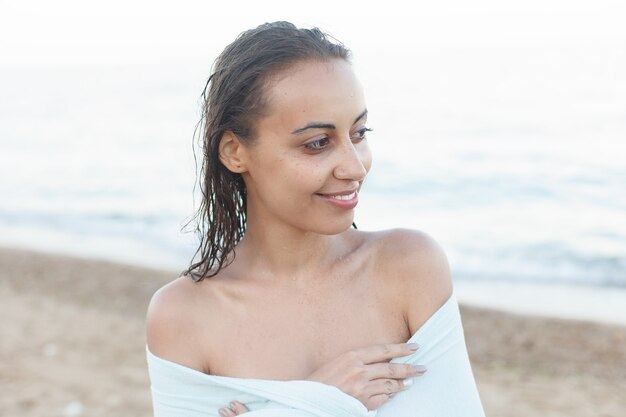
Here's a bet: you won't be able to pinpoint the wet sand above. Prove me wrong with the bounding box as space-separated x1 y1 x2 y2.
1 247 625 416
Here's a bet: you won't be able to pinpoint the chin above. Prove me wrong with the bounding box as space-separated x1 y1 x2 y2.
311 215 355 236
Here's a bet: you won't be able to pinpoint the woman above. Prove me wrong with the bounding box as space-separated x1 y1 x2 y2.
146 21 485 416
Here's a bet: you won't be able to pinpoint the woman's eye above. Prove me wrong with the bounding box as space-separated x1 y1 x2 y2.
352 127 372 141
304 137 330 151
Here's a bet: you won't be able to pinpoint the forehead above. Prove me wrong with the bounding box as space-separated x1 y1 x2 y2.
258 59 366 132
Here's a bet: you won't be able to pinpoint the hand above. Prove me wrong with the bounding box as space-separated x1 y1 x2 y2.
306 343 426 410
218 400 249 416
216 343 425 414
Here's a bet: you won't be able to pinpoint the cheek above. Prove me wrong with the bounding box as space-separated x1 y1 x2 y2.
289 161 326 191
260 156 325 196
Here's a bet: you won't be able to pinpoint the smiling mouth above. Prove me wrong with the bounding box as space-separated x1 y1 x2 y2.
315 190 359 209
327 191 357 201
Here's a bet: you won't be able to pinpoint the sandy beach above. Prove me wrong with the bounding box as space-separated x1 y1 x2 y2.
1 247 625 417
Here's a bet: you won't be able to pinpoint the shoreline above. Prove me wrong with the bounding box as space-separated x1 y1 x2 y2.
455 279 626 326
3 239 625 326
1 246 625 416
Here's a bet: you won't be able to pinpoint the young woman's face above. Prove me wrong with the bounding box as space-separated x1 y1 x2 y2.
241 59 372 235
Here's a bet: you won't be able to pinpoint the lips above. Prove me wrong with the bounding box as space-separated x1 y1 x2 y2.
316 189 358 198
315 189 359 209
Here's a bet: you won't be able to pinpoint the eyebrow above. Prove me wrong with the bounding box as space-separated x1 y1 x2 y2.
291 109 368 135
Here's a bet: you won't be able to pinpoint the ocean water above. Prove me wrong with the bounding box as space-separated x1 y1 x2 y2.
1 42 625 293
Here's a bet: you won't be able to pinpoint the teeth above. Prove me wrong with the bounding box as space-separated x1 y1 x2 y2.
331 192 356 201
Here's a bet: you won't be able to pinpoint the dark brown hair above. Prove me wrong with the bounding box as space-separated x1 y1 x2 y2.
182 21 351 281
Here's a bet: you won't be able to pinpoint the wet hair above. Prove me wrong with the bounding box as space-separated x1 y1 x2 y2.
182 21 351 281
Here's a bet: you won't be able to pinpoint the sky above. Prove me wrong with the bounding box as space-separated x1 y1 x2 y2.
1 0 625 67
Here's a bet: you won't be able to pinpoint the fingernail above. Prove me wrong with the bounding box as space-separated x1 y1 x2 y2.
402 378 413 387
229 401 238 409
413 364 427 372
218 408 229 417
407 343 419 351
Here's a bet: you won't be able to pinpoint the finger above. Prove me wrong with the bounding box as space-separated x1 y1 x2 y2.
361 378 407 398
218 407 236 417
364 362 426 380
229 400 249 414
354 343 419 364
364 393 392 411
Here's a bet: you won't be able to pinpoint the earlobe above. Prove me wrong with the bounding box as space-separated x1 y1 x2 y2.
218 131 247 173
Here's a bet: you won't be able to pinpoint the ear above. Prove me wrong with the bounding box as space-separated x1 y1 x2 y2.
218 131 247 173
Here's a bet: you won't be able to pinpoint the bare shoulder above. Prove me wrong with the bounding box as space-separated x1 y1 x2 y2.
146 275 208 372
365 228 453 333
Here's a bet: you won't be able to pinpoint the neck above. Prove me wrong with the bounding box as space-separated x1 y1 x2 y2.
233 217 345 282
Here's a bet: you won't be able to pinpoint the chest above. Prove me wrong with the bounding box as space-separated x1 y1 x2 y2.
203 282 409 380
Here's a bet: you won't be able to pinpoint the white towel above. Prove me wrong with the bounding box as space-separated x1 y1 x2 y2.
147 293 485 416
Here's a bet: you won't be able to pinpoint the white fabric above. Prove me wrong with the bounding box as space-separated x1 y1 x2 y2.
147 293 485 416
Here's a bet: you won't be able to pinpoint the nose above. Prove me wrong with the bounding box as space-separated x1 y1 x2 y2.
333 137 370 181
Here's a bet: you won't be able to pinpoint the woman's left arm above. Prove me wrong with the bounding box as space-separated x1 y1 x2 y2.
377 228 453 333
378 229 486 417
